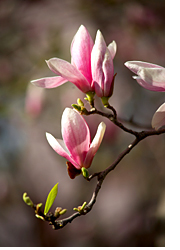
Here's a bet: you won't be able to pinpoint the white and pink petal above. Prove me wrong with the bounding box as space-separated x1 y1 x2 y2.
71 25 94 84
61 108 91 167
46 133 71 161
151 103 165 130
137 67 165 91
46 58 91 93
107 41 117 59
31 76 68 88
84 122 106 168
91 30 108 97
124 61 163 75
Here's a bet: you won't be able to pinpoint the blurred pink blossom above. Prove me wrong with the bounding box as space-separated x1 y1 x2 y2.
46 108 106 178
25 83 45 118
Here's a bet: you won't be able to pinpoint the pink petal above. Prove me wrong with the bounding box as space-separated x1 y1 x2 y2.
138 68 165 91
84 122 106 168
107 41 117 59
92 30 113 97
102 48 114 97
71 25 94 84
46 133 71 161
134 77 165 92
124 61 163 75
61 108 91 168
31 76 68 88
125 61 165 92
151 103 165 130
46 58 91 93
46 133 81 170
91 30 107 96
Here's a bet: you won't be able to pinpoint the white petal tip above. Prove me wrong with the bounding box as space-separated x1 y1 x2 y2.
46 132 55 143
132 76 141 80
99 121 106 131
124 61 129 67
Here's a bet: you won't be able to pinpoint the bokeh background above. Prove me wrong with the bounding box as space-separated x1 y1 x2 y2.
0 0 165 247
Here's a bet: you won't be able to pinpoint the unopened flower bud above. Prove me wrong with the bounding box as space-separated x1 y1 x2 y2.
59 209 67 215
81 201 87 210
36 203 43 213
54 207 62 217
77 98 84 107
81 167 89 179
35 214 45 221
23 193 34 207
73 207 79 212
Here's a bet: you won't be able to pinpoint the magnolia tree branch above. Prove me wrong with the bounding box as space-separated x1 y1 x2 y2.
52 126 164 229
84 107 140 136
25 106 164 230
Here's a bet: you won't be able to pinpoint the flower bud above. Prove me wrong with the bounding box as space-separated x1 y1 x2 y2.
81 167 89 179
77 98 84 107
23 193 34 207
59 209 67 215
35 214 45 221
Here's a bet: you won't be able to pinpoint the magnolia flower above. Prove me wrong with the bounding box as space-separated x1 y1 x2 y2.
31 25 117 97
124 61 165 130
32 25 94 93
91 30 116 97
46 108 106 178
124 61 165 92
151 103 165 130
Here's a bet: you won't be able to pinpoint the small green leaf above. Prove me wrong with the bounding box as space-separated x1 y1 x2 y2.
71 104 81 111
44 183 59 215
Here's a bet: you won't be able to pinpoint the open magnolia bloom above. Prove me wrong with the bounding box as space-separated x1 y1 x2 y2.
46 108 106 178
124 61 165 130
31 25 117 97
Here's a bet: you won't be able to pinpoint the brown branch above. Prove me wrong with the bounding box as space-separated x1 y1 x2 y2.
29 126 164 230
26 103 165 230
84 108 140 136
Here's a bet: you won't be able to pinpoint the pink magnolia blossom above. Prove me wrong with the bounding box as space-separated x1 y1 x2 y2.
46 108 106 178
31 25 117 96
31 25 94 93
124 61 165 130
151 103 165 130
91 30 117 97
124 61 165 92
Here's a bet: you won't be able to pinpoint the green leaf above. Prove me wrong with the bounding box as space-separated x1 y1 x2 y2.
44 183 59 215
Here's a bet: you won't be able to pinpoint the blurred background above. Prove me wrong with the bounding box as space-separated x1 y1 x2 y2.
0 0 165 247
